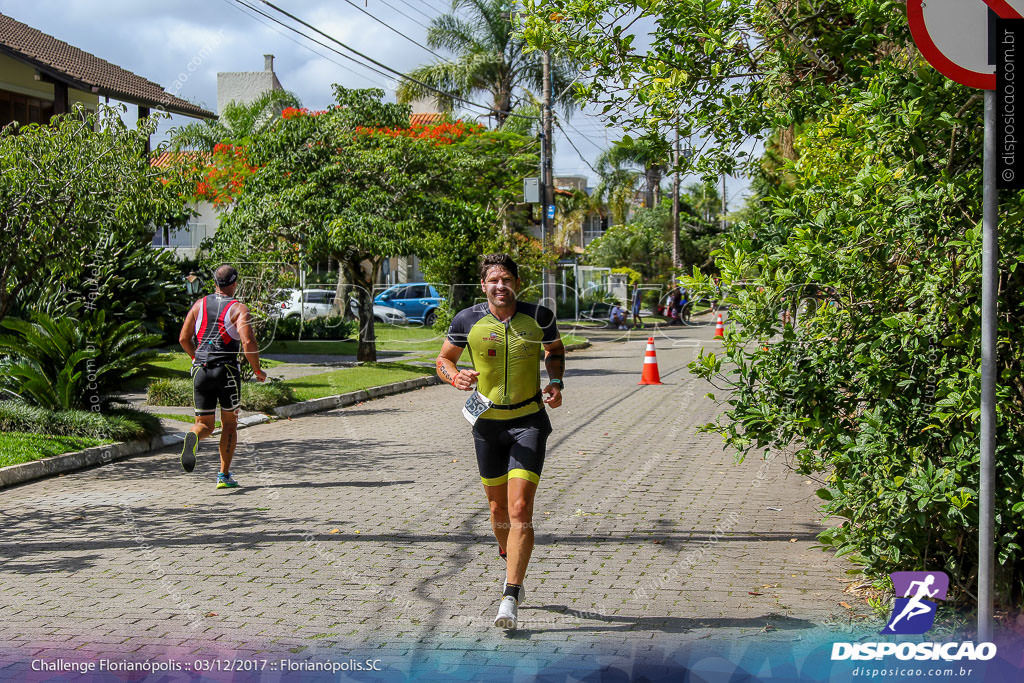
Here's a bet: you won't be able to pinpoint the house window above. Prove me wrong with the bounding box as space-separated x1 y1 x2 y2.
0 89 55 128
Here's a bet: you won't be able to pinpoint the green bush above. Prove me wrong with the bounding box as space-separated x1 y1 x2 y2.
431 300 456 335
13 235 193 345
269 315 355 341
148 378 295 412
0 401 161 441
688 69 1024 603
0 311 162 411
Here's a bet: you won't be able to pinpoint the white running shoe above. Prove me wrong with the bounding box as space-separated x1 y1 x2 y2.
494 595 518 630
502 580 525 605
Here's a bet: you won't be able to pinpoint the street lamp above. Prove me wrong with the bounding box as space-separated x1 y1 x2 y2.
672 141 695 269
184 272 202 298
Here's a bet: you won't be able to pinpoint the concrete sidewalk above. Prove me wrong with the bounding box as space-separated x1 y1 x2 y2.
0 329 862 674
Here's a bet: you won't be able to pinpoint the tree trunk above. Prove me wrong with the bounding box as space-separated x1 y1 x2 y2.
343 253 379 362
645 166 661 208
333 261 355 320
779 123 798 161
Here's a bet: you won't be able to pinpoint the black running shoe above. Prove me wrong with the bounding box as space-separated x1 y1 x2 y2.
180 432 198 473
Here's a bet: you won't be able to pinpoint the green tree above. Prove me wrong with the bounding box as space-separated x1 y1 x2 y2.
527 0 1024 606
583 212 669 279
552 187 594 255
214 87 536 361
0 105 192 323
169 90 302 151
397 0 575 127
597 135 671 209
521 0 902 173
594 156 639 226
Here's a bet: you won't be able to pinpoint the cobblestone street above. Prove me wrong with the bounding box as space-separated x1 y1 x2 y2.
0 327 859 677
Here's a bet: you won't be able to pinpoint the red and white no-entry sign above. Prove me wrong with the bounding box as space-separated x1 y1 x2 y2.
908 0 1024 89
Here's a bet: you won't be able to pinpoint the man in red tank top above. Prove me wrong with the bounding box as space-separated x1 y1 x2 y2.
177 265 266 488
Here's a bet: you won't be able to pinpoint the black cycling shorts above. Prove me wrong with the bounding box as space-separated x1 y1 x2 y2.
472 409 552 486
191 363 241 416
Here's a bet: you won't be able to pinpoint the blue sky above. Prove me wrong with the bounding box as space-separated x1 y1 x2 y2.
0 0 748 201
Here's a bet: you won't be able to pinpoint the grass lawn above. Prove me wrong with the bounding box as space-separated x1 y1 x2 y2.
0 432 108 468
268 326 587 358
152 413 220 429
151 353 284 378
124 353 288 392
283 362 434 402
265 324 446 356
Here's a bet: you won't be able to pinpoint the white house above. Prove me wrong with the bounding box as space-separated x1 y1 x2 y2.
153 56 288 259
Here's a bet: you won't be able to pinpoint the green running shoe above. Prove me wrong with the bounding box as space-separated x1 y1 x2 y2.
180 432 198 473
216 472 239 489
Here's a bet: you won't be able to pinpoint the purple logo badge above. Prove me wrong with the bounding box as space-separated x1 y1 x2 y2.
880 571 949 635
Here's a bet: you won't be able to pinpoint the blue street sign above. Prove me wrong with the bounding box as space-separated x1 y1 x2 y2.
547 205 555 219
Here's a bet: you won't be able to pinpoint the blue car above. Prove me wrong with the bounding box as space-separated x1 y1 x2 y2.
375 282 444 326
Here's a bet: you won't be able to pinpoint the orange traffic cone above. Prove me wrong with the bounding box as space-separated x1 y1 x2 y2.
713 313 725 339
638 337 663 385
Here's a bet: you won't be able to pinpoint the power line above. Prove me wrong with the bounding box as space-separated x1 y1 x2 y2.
244 0 538 121
562 119 608 153
338 0 447 60
377 0 434 25
219 0 378 88
555 120 600 175
413 0 450 16
232 0 400 86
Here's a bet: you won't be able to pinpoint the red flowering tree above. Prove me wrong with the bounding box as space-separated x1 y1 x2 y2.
193 143 258 207
210 86 536 360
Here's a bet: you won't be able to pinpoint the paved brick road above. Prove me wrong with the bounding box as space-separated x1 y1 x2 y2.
0 327 859 677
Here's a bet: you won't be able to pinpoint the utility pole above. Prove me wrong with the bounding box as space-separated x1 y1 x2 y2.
721 173 727 232
541 49 555 308
671 124 681 269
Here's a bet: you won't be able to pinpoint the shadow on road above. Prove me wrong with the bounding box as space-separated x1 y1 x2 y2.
509 607 818 638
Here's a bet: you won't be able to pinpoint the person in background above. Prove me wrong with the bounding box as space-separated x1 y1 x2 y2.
630 287 644 328
609 301 629 330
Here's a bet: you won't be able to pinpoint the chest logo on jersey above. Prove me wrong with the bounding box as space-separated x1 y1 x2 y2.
481 331 500 343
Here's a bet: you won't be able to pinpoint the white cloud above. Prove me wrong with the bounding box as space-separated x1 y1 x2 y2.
0 0 614 184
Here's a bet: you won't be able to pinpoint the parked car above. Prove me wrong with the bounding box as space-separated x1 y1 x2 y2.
272 289 337 319
348 299 408 325
374 282 444 326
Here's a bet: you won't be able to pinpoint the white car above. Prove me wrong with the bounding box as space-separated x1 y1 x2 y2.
271 289 407 324
273 289 336 319
349 298 407 325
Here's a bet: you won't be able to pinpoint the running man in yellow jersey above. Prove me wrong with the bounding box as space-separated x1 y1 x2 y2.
436 254 565 630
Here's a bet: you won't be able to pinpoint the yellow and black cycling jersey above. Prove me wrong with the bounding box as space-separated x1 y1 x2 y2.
446 301 560 420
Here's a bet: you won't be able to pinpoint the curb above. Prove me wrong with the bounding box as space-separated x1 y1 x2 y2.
0 433 184 489
0 376 440 490
273 375 443 418
0 341 588 489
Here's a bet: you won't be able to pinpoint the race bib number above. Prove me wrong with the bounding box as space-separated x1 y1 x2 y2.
462 390 493 425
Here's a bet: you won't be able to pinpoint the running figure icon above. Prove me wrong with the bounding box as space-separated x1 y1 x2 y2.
881 571 949 635
886 574 939 631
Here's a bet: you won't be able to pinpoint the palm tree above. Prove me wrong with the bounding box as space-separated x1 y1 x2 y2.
596 135 672 209
552 187 596 255
169 90 302 150
397 0 575 127
594 153 641 226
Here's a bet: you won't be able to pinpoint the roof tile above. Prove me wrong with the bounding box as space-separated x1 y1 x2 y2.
0 13 216 119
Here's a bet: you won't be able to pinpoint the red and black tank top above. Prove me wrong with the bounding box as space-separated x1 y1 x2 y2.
193 294 241 366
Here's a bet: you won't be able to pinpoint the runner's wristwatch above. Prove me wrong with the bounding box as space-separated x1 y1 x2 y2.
550 378 564 388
